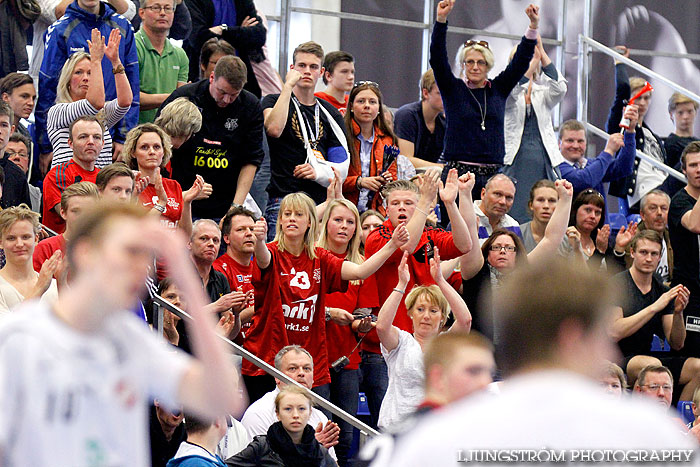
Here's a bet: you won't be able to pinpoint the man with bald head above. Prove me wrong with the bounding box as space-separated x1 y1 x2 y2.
474 173 521 244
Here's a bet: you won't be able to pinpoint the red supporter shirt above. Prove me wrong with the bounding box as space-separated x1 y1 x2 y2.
213 253 256 343
138 178 184 230
364 219 462 334
243 243 347 387
42 161 99 234
325 252 379 371
32 234 66 272
314 91 349 115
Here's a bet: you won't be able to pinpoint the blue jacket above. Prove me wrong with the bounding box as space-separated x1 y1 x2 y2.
36 1 139 153
558 130 636 198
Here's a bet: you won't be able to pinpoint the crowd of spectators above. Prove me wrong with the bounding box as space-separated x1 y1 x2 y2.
1 0 700 464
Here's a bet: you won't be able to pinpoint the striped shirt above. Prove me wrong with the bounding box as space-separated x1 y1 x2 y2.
47 99 129 169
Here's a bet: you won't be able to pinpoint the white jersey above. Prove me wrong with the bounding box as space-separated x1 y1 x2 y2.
0 301 191 467
378 370 697 466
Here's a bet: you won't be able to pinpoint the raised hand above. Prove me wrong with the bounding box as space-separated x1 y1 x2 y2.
183 174 205 203
604 133 625 156
457 172 476 195
596 224 610 253
439 168 459 204
87 28 105 62
390 223 410 250
436 0 455 23
623 104 639 130
614 221 637 252
133 171 149 198
326 167 344 200
420 167 441 203
284 69 303 88
429 246 445 284
554 179 573 201
154 172 168 208
525 3 539 29
253 217 267 242
163 310 180 345
36 250 62 293
216 311 237 338
104 28 122 66
566 226 581 250
397 250 410 289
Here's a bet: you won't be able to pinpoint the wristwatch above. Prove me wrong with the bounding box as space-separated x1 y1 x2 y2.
153 203 166 214
112 64 125 75
220 24 228 32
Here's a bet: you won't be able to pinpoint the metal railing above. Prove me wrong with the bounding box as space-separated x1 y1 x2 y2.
576 34 694 184
584 123 686 183
151 294 380 441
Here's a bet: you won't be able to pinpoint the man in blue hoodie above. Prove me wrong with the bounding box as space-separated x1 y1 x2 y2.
36 0 140 174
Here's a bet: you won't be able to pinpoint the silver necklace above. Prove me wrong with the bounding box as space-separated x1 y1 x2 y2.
467 87 487 131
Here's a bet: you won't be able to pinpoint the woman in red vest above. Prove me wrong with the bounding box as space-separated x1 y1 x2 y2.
342 82 399 216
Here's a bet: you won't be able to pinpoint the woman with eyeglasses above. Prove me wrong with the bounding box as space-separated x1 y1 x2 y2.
459 175 573 342
502 33 567 223
342 82 398 216
561 189 633 269
430 0 539 198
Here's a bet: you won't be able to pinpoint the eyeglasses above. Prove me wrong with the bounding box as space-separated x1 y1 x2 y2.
5 150 28 158
489 245 516 252
641 384 672 392
353 81 379 89
465 59 487 68
143 4 174 13
465 40 490 49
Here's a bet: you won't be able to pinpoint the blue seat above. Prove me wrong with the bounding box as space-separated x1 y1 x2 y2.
677 400 694 425
651 334 670 352
627 214 641 225
617 197 630 217
357 392 370 416
608 213 627 231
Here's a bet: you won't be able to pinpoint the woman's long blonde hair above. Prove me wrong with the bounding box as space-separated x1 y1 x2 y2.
317 199 363 285
317 199 363 265
274 192 318 259
56 52 91 104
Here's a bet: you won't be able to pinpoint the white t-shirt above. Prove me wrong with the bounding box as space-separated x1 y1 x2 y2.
240 386 336 460
0 301 191 467
378 329 424 431
380 370 696 466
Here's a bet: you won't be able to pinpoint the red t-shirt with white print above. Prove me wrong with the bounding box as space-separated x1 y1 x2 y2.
243 243 347 387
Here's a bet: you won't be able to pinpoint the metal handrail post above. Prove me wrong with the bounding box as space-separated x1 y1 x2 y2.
150 294 380 438
581 36 700 104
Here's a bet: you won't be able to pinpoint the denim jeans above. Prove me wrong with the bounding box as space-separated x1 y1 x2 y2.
249 135 270 215
264 197 282 243
329 368 359 466
311 383 331 419
359 351 388 430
